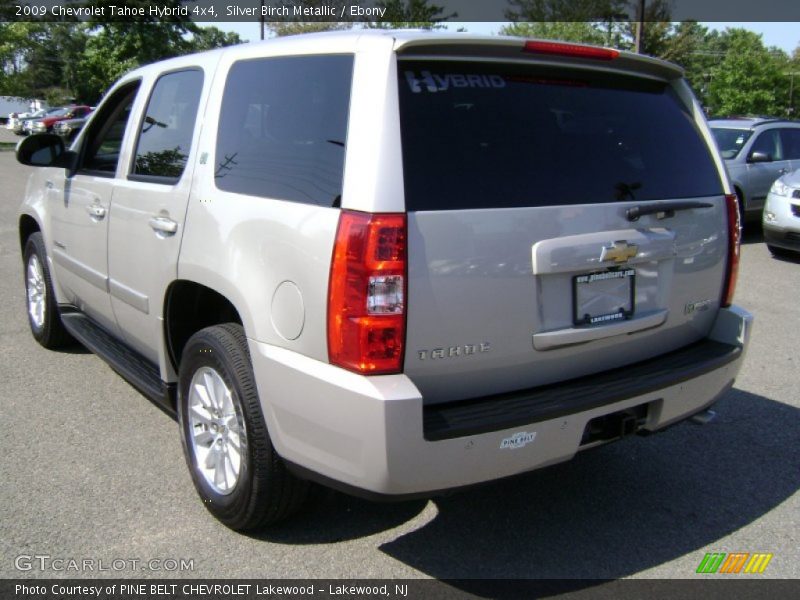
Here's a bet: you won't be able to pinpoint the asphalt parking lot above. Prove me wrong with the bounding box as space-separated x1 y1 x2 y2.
0 126 798 586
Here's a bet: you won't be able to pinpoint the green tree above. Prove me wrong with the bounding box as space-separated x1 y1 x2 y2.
367 0 456 29
505 0 620 21
706 28 788 117
658 21 718 105
268 1 353 36
189 26 243 51
499 22 605 45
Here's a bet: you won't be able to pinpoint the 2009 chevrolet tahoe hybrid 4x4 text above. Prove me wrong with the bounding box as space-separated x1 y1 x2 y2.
17 32 752 530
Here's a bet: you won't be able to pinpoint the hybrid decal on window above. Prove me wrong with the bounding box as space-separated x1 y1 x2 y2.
404 71 506 94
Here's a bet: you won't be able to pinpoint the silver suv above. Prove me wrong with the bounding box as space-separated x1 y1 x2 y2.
709 117 800 221
17 32 752 530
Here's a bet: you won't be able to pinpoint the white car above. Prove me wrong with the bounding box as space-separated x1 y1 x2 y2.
763 169 800 256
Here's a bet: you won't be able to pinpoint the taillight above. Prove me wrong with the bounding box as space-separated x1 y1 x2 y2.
522 40 620 61
327 211 407 375
722 193 741 307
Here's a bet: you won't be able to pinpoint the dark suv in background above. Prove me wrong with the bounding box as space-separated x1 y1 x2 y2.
709 118 800 221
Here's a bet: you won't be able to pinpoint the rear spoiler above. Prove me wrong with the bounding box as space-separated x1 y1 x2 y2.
393 35 683 82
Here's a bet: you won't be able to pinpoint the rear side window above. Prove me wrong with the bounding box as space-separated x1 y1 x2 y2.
398 61 723 211
215 55 353 206
780 128 800 160
131 69 204 182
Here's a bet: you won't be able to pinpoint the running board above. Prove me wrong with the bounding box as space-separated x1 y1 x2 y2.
60 311 176 416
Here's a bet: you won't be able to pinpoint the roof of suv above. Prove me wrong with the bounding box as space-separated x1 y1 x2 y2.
708 117 800 129
118 30 684 84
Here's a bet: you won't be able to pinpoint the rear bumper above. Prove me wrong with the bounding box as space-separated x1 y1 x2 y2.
249 305 753 497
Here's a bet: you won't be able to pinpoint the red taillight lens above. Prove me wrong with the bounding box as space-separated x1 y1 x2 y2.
328 211 407 375
722 193 741 307
523 40 620 61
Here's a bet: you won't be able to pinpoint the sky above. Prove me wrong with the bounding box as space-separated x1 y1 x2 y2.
217 21 799 54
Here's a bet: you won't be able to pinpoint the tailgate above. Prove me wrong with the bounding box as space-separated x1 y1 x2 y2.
396 57 728 404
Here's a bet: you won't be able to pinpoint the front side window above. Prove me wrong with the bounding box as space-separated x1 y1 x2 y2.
711 128 753 159
749 130 783 161
131 69 204 182
215 55 354 206
80 82 140 175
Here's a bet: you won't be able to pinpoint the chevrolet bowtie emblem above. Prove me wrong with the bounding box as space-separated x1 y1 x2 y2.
600 241 639 264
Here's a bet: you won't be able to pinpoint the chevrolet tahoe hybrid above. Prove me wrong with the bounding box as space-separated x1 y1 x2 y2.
17 32 752 530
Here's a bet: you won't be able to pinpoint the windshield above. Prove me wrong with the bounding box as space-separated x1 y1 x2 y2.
398 60 723 211
710 128 753 159
46 108 70 117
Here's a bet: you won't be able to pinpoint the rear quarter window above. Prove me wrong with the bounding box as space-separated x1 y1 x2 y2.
398 61 723 211
215 54 353 206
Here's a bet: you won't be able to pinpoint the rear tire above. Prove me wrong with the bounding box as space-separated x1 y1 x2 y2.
23 232 73 349
178 323 309 530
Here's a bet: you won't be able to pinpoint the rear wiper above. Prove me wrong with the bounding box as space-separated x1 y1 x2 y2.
626 201 714 222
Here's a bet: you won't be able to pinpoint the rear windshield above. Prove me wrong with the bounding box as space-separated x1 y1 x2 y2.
398 61 723 211
710 127 753 159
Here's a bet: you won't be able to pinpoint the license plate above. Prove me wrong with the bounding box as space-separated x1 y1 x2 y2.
573 268 635 326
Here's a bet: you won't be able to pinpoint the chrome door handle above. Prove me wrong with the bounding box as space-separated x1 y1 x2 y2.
149 216 178 235
86 204 106 219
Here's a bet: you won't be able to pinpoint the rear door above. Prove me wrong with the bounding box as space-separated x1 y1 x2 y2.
781 127 800 172
397 58 729 404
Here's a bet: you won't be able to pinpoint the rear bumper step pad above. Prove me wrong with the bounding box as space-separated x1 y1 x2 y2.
423 339 740 441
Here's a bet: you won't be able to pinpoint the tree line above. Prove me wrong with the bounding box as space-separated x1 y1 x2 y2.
1 0 798 117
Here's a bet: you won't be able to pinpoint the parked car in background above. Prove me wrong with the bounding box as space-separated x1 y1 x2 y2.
2 96 45 126
53 115 90 142
12 109 48 134
26 105 92 135
763 168 800 256
709 118 800 222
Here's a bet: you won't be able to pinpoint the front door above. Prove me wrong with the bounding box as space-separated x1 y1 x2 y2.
107 69 206 364
48 82 141 336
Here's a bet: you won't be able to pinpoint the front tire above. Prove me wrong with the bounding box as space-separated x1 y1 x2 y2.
23 232 73 348
767 244 794 258
178 323 309 530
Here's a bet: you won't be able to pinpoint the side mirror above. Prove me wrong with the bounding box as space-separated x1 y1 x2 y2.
748 151 772 163
16 134 77 174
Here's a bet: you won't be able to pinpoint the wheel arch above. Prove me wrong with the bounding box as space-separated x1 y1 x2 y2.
163 280 244 373
19 213 41 255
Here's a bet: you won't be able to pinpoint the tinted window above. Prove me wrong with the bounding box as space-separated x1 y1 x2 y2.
780 128 800 160
215 55 353 206
81 83 139 174
398 61 723 211
132 69 203 181
711 127 753 159
750 130 783 160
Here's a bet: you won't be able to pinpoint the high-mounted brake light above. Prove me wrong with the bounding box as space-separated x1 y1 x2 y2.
327 211 407 375
523 40 620 61
722 193 741 307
